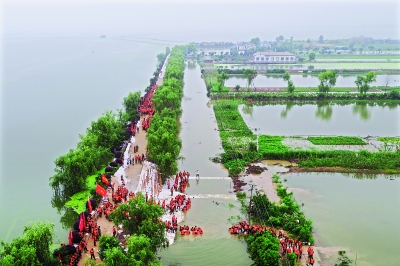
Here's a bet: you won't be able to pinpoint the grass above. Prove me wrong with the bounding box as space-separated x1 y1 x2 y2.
377 137 400 144
65 190 92 213
307 136 367 145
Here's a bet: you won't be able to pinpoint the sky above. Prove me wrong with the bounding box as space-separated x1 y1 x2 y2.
1 0 399 41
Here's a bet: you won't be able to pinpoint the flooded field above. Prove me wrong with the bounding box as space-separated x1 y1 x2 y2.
284 172 400 266
239 103 400 136
225 74 400 88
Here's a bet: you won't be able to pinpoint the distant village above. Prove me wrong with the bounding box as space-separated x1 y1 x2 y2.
189 37 400 64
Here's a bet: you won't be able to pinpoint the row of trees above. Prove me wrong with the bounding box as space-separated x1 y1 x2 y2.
147 46 186 180
214 69 377 95
49 110 128 197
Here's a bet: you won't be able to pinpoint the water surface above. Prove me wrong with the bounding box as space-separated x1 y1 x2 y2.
239 103 400 136
225 74 400 88
284 173 400 266
0 37 166 241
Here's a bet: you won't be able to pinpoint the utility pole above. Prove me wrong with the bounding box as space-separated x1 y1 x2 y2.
248 184 256 225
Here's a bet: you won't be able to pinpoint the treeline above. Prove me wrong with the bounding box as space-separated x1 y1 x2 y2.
147 46 185 180
211 90 400 101
49 110 128 197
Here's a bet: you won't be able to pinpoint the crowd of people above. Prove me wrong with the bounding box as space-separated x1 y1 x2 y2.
164 194 191 214
168 170 190 195
229 221 315 265
179 225 203 235
112 184 129 203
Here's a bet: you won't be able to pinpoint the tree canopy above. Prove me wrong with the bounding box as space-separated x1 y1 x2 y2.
216 71 229 92
0 221 58 266
309 52 316 60
102 235 162 266
251 37 261 46
318 70 338 94
246 231 280 266
50 110 124 196
355 71 377 94
109 193 167 251
243 69 258 88
147 46 185 178
123 91 141 123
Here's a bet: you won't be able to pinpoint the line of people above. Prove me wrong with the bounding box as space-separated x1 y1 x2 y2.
228 221 314 264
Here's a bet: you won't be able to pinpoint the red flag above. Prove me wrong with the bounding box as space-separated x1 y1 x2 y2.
58 251 62 263
87 197 92 213
102 174 109 185
68 230 73 245
96 183 107 197
78 213 85 232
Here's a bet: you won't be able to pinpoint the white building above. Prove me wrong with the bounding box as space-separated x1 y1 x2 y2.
252 52 296 63
235 42 255 54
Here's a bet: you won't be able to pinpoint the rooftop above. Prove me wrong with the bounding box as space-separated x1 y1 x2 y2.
253 52 295 56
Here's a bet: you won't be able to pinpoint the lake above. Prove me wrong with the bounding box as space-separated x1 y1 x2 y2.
0 37 166 241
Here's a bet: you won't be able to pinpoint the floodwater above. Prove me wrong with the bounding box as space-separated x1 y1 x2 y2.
159 62 253 265
225 74 400 88
239 103 400 136
0 37 166 241
284 172 400 266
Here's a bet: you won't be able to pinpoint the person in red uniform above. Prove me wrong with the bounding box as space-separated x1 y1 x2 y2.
90 248 95 260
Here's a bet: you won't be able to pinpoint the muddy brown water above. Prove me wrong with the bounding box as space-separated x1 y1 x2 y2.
159 63 253 265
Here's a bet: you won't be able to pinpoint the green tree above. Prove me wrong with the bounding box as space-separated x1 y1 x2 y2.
243 69 258 89
247 231 280 266
309 52 316 60
99 235 120 259
355 72 377 94
109 193 167 251
0 221 57 266
287 80 296 94
283 72 290 82
216 71 229 92
235 84 241 92
334 251 353 266
186 43 197 54
319 35 324 43
368 45 374 51
307 38 311 44
283 73 295 93
251 37 261 47
123 91 141 123
157 53 166 63
102 235 162 266
318 70 338 93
